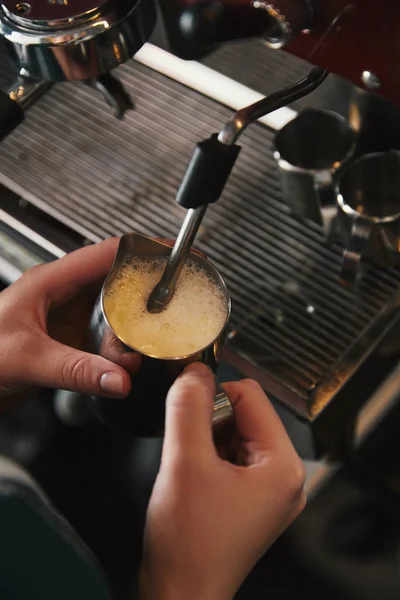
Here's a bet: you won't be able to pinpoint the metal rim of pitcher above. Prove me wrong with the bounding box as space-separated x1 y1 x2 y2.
100 238 232 362
273 108 357 176
336 150 400 225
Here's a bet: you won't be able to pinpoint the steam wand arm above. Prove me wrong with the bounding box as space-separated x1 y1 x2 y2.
147 66 329 313
218 66 329 145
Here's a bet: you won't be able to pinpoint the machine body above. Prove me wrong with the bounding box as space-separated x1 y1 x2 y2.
1 0 400 449
0 0 399 102
160 0 400 105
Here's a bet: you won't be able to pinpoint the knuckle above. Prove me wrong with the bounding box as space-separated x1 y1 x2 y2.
282 457 306 503
171 376 211 402
61 353 91 390
8 331 38 365
20 263 45 283
17 264 49 299
297 490 307 514
240 378 264 394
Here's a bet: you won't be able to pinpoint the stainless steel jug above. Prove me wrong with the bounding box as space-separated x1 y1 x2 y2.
274 108 356 232
86 233 232 436
337 150 400 284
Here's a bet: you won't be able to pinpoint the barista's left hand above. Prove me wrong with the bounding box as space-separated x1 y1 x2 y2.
0 238 138 410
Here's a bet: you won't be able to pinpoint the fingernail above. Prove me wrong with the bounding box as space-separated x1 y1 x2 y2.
100 372 125 397
180 363 216 395
183 363 213 378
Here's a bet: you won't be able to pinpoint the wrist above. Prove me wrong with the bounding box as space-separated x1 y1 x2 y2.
139 563 232 600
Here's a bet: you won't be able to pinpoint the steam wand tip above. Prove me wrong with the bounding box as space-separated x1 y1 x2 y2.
146 285 173 314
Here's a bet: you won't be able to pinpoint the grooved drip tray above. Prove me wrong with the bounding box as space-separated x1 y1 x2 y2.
1 45 400 447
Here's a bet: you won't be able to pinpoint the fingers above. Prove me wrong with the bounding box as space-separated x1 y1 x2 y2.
99 329 142 375
223 380 305 507
163 363 217 464
222 379 291 453
30 238 120 304
25 337 134 398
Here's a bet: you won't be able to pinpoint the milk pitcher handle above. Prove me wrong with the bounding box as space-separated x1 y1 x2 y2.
212 379 233 428
341 215 372 285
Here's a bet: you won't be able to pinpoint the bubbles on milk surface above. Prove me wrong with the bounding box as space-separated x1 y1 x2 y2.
103 257 227 358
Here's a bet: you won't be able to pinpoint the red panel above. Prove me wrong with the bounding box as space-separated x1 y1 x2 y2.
286 0 400 105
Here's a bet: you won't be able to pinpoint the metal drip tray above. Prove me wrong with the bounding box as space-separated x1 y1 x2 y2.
1 51 400 441
223 225 400 418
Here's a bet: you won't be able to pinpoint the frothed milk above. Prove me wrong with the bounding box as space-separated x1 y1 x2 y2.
103 257 228 358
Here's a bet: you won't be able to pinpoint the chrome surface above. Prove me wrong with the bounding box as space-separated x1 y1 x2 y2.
148 65 328 313
2 0 109 23
218 66 328 145
6 69 49 109
355 360 400 447
212 388 234 428
337 151 400 284
87 233 232 435
1 57 400 426
252 0 314 49
274 108 356 229
361 70 381 91
340 217 372 285
0 0 156 81
0 212 61 284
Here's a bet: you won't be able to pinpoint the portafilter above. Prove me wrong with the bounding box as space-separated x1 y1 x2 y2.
0 0 156 82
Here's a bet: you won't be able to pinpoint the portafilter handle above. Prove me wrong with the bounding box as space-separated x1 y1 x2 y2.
84 73 134 120
146 66 329 313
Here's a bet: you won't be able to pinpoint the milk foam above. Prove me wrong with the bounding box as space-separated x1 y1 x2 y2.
103 257 228 358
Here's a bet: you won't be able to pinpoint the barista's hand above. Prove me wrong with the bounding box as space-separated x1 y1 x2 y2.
0 238 138 409
141 363 306 600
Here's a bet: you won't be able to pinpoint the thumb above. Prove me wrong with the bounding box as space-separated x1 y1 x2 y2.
163 363 217 464
27 339 134 398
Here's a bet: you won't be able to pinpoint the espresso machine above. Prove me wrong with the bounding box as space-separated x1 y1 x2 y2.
1 1 400 599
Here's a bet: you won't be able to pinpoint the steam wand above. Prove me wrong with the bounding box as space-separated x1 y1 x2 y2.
147 66 329 313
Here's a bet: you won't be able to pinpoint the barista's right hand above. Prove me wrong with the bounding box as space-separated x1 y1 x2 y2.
141 363 306 600
0 238 137 411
